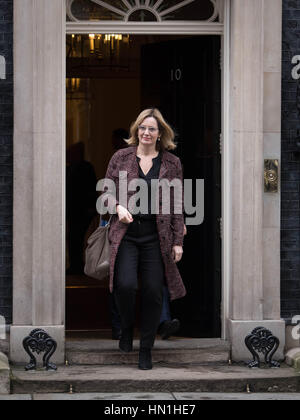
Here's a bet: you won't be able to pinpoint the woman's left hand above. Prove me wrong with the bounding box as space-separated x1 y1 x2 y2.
172 246 183 263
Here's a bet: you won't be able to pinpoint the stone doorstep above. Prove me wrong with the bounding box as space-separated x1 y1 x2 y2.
65 338 231 352
9 339 297 395
65 338 231 366
5 392 300 400
0 352 10 395
285 348 300 370
66 350 229 366
10 364 300 395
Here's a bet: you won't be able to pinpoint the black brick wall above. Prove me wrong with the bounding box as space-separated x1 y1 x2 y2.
0 1 297 326
281 0 300 321
0 0 13 325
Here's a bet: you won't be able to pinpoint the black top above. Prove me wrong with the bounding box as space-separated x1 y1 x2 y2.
135 153 162 220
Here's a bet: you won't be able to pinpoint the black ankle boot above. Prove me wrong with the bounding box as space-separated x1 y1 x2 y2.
119 329 133 353
138 348 152 370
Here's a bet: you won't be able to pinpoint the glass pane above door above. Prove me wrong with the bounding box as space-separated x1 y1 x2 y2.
158 0 215 21
68 0 126 21
67 0 220 22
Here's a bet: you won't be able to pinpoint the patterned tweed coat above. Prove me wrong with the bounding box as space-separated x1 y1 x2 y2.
103 146 186 301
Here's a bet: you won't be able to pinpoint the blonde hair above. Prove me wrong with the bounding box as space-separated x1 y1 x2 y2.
126 108 177 151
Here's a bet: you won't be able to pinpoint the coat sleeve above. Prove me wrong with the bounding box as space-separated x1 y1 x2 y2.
171 158 184 247
98 153 120 216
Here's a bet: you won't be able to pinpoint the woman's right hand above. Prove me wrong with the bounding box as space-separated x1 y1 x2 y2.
116 204 133 224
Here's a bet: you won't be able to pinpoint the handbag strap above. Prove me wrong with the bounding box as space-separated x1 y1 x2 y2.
99 215 113 228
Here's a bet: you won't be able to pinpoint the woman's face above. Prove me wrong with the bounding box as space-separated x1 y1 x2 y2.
137 117 160 148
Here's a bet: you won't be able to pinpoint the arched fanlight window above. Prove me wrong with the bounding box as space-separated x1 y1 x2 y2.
67 0 222 23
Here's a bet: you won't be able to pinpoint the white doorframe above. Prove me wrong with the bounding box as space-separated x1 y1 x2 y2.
65 0 232 340
66 21 224 35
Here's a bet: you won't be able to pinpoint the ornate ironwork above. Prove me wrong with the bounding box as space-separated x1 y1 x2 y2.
245 327 280 369
22 329 57 371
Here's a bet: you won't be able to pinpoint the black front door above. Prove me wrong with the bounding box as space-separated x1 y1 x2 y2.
141 36 222 338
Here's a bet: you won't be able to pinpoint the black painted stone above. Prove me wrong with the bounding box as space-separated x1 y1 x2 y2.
281 0 300 321
0 0 13 325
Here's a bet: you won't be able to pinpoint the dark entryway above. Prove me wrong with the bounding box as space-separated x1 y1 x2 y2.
66 35 222 338
141 36 222 337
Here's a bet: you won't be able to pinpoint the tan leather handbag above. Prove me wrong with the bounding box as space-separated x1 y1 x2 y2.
84 217 111 280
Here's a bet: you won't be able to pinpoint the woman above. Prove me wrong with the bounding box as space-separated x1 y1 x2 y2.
102 108 186 370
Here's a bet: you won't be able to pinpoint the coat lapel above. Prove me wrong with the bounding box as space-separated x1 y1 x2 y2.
159 150 168 179
123 146 139 182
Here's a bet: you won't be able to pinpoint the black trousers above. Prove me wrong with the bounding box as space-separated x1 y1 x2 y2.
114 218 165 349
